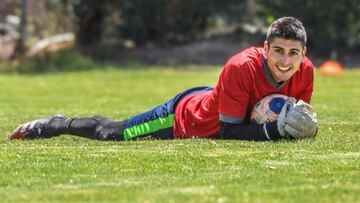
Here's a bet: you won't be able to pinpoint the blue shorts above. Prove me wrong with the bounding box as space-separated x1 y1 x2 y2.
123 86 213 140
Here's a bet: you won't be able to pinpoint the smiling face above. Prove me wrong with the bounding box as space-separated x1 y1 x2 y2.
264 37 307 83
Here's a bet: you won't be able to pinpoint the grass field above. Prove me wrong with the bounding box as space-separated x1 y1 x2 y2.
0 66 359 203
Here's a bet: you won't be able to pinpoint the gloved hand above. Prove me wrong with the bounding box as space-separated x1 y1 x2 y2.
277 98 318 139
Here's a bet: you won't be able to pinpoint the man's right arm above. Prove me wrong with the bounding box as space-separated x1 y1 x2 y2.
220 98 319 141
219 121 284 141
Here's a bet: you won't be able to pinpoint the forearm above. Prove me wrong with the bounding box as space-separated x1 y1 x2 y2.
219 121 283 141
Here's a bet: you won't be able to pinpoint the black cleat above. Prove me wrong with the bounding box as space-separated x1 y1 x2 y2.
9 115 66 140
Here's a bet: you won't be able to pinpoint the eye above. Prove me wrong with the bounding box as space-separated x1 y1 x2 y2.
289 51 299 56
273 48 284 54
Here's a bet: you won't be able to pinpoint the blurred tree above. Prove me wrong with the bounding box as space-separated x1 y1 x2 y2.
71 0 109 49
117 0 211 44
115 0 246 45
0 0 18 21
1 0 74 59
6 0 359 60
67 0 245 48
12 0 27 58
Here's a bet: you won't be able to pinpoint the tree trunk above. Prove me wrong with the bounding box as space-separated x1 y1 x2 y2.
11 0 27 59
74 1 105 52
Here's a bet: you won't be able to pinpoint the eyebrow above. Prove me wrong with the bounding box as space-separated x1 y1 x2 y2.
272 46 301 52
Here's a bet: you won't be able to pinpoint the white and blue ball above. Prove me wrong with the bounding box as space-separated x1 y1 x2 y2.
251 94 288 124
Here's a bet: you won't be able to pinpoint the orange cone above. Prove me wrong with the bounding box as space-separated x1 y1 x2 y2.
319 60 345 77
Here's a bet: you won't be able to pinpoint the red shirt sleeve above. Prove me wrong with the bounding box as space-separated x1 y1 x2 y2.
298 60 315 104
217 62 254 119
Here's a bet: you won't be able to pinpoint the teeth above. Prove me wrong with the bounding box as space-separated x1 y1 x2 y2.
277 66 291 71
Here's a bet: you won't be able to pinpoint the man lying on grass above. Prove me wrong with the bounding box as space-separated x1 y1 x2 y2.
10 16 318 142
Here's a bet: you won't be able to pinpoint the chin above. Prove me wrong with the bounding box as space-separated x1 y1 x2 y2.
275 75 290 82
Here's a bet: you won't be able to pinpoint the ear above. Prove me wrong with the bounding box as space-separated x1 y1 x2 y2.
264 41 269 52
302 46 307 56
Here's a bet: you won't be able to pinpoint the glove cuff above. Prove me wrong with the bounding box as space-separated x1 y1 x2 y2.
265 121 283 141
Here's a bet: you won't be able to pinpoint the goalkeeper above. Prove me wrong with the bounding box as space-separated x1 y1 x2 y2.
9 16 318 142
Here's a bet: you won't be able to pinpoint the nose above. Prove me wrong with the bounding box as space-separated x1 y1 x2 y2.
279 55 291 66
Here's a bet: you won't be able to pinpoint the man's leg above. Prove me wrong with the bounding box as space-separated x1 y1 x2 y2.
65 116 127 140
121 86 214 140
9 115 127 141
9 86 214 141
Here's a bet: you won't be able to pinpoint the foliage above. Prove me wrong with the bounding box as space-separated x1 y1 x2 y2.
2 0 360 60
0 49 95 73
68 0 244 47
115 0 243 44
0 67 359 202
66 0 360 58
70 0 109 48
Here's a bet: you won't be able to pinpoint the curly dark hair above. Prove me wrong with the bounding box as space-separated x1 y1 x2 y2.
266 17 307 47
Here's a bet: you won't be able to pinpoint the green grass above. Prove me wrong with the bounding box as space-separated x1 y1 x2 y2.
0 66 359 203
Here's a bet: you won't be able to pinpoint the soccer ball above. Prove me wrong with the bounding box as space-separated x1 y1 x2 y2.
250 94 288 124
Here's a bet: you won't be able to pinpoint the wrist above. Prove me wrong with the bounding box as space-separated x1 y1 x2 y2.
264 121 283 141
